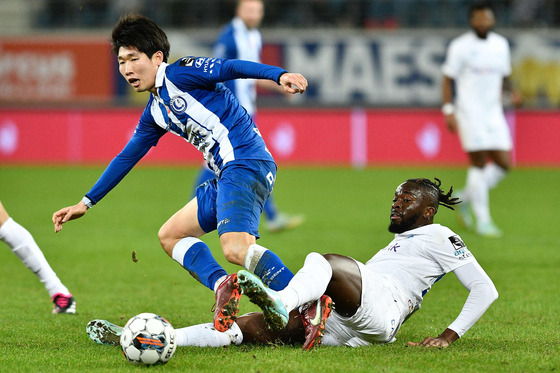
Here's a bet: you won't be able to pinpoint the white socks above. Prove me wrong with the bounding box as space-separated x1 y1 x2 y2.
466 166 491 225
243 243 267 272
277 252 332 313
464 163 507 226
0 218 69 297
483 163 506 190
174 322 243 347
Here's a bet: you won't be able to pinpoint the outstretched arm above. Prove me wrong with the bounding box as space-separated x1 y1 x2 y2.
52 130 158 233
407 261 498 348
219 59 307 94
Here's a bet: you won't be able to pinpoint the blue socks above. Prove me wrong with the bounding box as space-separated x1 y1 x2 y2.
245 244 294 291
173 240 294 292
172 238 227 291
263 195 278 221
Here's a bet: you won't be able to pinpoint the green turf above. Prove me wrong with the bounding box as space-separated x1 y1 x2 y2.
1 165 559 372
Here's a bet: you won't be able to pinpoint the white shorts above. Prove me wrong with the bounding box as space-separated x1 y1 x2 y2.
322 261 406 347
456 111 512 152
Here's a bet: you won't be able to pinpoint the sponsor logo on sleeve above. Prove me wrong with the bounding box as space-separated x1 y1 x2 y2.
449 235 471 259
195 58 205 69
179 57 196 67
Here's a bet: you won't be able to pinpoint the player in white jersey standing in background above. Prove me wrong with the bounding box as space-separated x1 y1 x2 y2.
52 14 308 333
87 178 498 350
1 200 75 313
193 0 305 233
441 1 522 237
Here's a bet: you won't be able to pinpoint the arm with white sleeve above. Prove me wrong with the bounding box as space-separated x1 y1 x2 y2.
407 260 498 348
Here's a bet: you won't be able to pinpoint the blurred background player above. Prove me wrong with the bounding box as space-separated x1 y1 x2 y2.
0 200 75 314
192 0 304 233
441 1 522 237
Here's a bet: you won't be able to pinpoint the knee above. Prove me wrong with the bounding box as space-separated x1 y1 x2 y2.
157 225 175 257
221 242 247 265
220 234 252 265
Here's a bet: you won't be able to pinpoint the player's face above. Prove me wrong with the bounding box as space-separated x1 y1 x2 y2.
237 0 264 29
470 8 495 39
389 182 428 234
118 46 162 94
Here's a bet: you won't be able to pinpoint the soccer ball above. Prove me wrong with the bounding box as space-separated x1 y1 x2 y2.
120 313 176 366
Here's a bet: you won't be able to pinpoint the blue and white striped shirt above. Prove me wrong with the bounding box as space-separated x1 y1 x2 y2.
213 17 261 116
85 57 285 204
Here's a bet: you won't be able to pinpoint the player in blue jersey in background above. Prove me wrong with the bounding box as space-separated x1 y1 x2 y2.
52 14 307 332
193 0 304 233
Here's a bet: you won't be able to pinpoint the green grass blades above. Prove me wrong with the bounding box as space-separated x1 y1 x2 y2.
1 166 559 372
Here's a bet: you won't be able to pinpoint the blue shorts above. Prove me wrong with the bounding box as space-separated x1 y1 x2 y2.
196 160 277 238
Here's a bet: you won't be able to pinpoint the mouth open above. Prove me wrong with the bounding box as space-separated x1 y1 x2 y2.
128 78 140 88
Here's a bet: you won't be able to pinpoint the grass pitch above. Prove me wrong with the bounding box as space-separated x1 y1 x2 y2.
1 165 559 372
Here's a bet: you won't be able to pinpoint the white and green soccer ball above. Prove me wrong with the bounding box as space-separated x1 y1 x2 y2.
120 313 176 366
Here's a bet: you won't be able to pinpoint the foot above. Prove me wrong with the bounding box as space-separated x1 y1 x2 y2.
52 293 76 314
476 221 503 238
266 212 305 233
300 295 333 350
237 270 288 330
213 274 242 332
86 319 123 345
455 191 473 230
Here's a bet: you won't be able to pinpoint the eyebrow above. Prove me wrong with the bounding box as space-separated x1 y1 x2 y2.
118 52 139 60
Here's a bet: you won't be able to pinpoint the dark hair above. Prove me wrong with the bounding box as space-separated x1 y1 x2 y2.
469 1 494 17
406 178 461 211
111 14 170 62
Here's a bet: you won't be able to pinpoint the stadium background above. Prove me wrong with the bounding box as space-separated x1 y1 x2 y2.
0 0 559 167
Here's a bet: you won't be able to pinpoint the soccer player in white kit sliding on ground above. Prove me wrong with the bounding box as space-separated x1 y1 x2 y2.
87 178 498 350
441 1 522 237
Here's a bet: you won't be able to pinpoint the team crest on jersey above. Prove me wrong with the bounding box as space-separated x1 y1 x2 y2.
180 57 195 67
170 96 187 113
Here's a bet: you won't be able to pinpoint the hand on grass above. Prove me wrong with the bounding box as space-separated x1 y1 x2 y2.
406 328 459 348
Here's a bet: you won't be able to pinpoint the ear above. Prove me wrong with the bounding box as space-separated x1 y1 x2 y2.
152 51 164 65
423 206 436 220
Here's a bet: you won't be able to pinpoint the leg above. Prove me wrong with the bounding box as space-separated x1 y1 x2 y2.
236 310 305 345
158 197 206 257
87 310 305 347
159 197 227 292
465 151 503 237
0 201 75 313
484 150 510 189
217 161 294 290
322 254 362 317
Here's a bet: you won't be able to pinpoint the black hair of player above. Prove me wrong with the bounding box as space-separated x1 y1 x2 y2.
469 1 494 18
111 14 170 63
406 178 461 212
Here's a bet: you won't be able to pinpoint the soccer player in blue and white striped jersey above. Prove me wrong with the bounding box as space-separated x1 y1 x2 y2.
52 14 307 332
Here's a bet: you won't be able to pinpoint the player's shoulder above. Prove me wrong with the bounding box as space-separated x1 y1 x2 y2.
451 31 474 44
488 32 510 47
416 224 459 243
167 56 215 72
